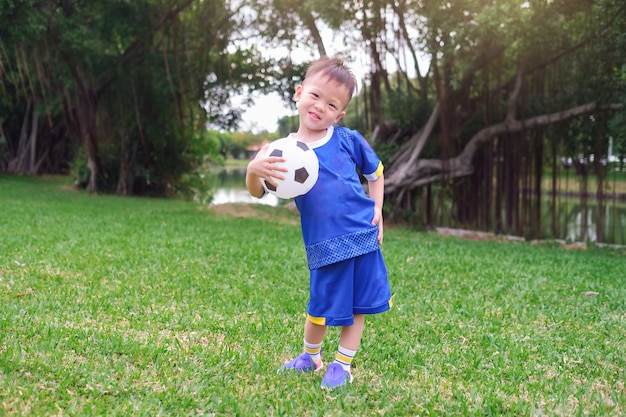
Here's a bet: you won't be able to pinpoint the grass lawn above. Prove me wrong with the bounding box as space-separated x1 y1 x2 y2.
1 175 625 416
541 169 626 195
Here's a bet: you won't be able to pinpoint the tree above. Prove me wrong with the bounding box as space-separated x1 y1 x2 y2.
0 0 273 195
250 0 625 242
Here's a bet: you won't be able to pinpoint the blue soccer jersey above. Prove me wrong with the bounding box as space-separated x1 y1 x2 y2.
292 125 392 326
294 126 384 270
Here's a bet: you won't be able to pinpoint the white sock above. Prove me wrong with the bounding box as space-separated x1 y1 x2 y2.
334 345 356 371
304 339 322 364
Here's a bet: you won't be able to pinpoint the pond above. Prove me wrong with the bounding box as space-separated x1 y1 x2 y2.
560 202 626 245
208 167 626 245
209 167 280 207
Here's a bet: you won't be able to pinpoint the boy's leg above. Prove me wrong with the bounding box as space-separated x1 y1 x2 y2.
304 316 328 345
321 314 364 389
338 314 364 350
303 317 327 366
281 317 327 372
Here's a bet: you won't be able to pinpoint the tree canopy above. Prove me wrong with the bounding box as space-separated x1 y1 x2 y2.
1 0 625 241
0 0 274 194
257 0 625 241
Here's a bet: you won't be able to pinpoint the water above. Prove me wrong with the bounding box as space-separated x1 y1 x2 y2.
209 167 280 207
209 167 626 244
211 188 279 206
561 203 626 244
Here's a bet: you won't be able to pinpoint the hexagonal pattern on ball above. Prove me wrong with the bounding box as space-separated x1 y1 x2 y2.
261 138 319 199
294 167 310 184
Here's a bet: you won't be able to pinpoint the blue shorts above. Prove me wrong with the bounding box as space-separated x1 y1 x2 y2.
306 249 392 327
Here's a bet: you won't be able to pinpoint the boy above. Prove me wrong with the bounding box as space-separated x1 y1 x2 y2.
245 56 392 389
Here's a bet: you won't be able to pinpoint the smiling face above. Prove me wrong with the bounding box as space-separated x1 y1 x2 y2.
293 72 352 141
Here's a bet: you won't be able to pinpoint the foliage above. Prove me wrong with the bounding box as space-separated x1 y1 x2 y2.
381 88 430 131
0 0 275 195
1 175 625 416
277 115 300 138
606 17 626 164
2 0 625 238
229 131 262 159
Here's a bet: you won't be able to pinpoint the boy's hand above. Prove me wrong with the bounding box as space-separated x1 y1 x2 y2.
372 206 384 244
245 143 288 197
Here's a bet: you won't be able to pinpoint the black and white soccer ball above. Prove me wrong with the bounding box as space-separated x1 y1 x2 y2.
261 137 319 199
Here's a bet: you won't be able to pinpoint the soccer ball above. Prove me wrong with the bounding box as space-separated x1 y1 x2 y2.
261 137 319 199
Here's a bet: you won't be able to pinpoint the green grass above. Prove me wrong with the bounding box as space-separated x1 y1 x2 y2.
1 174 625 416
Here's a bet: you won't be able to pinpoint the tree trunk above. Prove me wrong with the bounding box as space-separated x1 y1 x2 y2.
385 101 624 195
73 68 103 193
7 97 38 174
117 129 131 196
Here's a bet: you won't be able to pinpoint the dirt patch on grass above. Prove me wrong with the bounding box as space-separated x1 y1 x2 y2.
205 203 300 225
437 226 626 251
209 203 263 217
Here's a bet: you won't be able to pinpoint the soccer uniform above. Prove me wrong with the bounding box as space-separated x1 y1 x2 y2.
293 126 392 326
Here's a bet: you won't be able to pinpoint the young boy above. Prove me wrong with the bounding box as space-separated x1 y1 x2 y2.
245 56 392 389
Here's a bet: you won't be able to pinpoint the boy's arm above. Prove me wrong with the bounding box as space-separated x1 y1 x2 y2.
245 143 287 198
368 173 385 244
245 167 266 198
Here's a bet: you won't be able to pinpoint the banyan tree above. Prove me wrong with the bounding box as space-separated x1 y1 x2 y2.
253 0 626 243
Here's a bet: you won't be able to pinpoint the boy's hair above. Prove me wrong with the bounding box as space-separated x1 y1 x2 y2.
305 56 358 103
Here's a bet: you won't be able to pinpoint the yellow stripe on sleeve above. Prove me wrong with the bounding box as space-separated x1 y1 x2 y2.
375 161 384 178
364 161 384 181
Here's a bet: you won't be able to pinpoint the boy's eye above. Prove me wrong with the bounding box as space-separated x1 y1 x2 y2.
311 93 319 98
329 103 337 109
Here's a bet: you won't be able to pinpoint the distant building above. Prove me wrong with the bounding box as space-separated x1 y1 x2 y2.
245 141 270 159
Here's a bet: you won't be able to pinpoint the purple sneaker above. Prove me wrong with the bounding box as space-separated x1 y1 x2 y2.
321 363 353 389
280 352 323 373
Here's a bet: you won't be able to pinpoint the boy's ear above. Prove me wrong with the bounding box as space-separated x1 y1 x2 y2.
293 85 303 102
334 111 346 124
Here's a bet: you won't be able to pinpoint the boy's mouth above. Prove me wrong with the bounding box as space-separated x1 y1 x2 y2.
308 111 321 121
